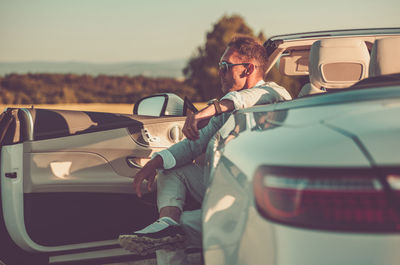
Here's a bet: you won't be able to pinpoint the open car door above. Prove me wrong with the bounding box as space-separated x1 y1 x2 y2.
0 95 189 264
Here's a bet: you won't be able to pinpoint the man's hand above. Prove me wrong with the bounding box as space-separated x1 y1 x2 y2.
182 111 201 140
133 155 163 197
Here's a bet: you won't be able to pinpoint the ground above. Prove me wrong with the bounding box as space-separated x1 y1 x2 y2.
106 252 202 265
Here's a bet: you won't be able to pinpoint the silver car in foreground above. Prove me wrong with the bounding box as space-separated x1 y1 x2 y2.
202 29 400 265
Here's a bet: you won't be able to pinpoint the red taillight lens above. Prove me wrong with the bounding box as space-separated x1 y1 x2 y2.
253 166 400 232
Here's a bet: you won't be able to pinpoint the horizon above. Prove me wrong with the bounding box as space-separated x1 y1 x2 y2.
0 59 187 64
0 60 188 77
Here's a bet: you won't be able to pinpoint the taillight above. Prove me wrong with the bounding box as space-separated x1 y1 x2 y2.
253 166 400 232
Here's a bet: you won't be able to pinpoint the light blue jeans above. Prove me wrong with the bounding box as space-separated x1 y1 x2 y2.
156 163 205 264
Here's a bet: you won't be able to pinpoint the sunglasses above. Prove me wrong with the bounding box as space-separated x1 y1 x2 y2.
218 62 250 73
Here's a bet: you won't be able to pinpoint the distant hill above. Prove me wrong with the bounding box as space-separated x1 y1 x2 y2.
0 60 186 78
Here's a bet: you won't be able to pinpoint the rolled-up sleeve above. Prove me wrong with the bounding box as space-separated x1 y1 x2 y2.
154 149 176 169
220 91 244 110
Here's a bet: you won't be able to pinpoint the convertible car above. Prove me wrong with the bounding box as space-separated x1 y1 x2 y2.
202 29 400 265
1 28 400 265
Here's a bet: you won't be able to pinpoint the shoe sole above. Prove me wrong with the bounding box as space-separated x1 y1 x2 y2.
118 234 186 255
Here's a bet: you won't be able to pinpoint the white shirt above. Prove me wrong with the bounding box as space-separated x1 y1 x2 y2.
156 80 291 169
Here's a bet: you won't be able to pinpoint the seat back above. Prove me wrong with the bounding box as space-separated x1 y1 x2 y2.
369 37 400 77
309 39 370 90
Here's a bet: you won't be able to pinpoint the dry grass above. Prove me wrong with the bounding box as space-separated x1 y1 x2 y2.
0 103 207 114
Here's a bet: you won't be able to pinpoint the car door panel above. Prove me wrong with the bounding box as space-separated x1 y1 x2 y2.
24 128 153 193
1 108 186 253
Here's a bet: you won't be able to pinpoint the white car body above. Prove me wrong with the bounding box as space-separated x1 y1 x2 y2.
202 29 400 265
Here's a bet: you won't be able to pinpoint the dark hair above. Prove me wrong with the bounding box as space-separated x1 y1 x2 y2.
227 35 269 75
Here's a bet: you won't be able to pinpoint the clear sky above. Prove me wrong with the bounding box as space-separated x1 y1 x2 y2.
0 0 399 63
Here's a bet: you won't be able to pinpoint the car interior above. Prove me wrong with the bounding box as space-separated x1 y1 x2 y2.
266 33 400 99
300 38 370 96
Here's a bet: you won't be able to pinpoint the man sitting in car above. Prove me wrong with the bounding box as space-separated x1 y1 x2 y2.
119 36 292 261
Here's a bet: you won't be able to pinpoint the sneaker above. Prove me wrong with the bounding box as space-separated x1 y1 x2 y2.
118 217 186 255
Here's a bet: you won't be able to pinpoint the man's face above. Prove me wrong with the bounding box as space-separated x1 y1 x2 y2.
219 47 250 94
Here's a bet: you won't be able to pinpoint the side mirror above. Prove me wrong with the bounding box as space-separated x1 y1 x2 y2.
133 93 185 116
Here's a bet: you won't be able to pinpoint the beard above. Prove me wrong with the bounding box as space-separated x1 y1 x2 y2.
221 78 245 94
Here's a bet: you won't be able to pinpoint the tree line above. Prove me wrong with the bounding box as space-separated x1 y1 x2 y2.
0 74 197 104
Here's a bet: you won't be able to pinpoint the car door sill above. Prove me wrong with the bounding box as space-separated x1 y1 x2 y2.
49 245 150 264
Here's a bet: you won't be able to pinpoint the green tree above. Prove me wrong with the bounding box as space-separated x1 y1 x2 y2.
183 15 265 101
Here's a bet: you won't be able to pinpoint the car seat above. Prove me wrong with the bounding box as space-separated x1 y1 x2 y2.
298 38 370 97
369 37 400 77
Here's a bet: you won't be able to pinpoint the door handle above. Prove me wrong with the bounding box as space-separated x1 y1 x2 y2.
142 129 160 143
126 157 143 169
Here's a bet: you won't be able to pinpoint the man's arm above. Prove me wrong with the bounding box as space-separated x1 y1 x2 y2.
183 83 292 140
133 155 163 197
183 99 234 140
